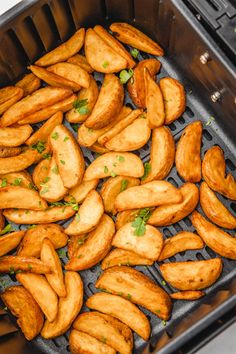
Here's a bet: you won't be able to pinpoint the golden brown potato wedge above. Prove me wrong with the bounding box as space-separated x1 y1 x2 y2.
16 273 58 322
101 248 153 270
67 234 88 259
110 22 164 56
176 121 202 182
69 330 116 354
0 86 24 115
73 311 133 354
0 149 40 174
86 292 150 340
160 77 186 125
90 142 110 154
85 74 124 129
65 76 99 123
1 286 44 340
202 146 236 200
160 258 222 290
64 178 99 204
159 231 204 261
49 124 85 189
0 146 22 158
32 158 51 190
0 125 32 147
65 190 104 236
48 62 90 88
0 231 25 257
18 224 68 258
0 186 47 210
67 54 94 73
200 182 236 229
84 152 144 180
127 59 161 108
85 28 127 73
0 255 51 274
15 73 41 97
35 28 85 66
100 176 140 214
191 211 236 259
0 171 32 189
96 266 172 320
170 291 205 300
65 214 115 271
112 222 163 261
148 183 199 226
41 271 83 338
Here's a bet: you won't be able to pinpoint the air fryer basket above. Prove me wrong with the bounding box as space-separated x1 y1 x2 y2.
0 1 235 353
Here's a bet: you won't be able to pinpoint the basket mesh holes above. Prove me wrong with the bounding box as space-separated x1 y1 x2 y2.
167 177 178 188
163 228 172 238
169 122 176 131
230 202 236 213
184 106 194 118
205 246 217 258
126 102 135 109
87 282 96 294
173 223 183 232
66 345 70 352
196 252 205 260
226 158 235 171
178 116 185 125
96 79 102 87
183 217 192 227
203 129 213 141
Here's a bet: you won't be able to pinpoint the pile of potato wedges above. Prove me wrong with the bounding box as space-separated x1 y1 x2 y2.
0 21 235 354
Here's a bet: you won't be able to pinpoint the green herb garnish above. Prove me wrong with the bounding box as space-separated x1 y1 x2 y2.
42 153 51 160
76 213 80 221
0 224 13 236
104 166 109 173
12 178 22 186
52 165 59 174
1 178 7 187
127 293 132 300
205 116 215 126
63 136 69 142
31 141 46 154
131 48 139 58
101 336 107 344
141 162 151 181
60 160 65 165
116 155 125 162
119 69 134 84
73 99 89 115
120 179 128 192
71 124 79 132
131 208 152 236
57 249 67 258
102 61 109 68
110 171 117 177
51 132 59 140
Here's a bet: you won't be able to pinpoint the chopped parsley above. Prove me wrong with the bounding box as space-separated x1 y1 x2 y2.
119 69 134 84
131 48 139 58
162 280 166 286
110 171 117 177
104 166 109 173
73 98 89 115
51 132 59 140
28 264 32 271
1 178 7 187
52 165 59 174
141 162 151 181
57 249 67 258
42 177 50 184
120 179 128 192
102 61 109 68
40 186 49 195
71 123 79 132
42 153 51 160
12 178 22 186
101 336 107 344
31 141 46 154
78 239 85 245
60 160 65 165
131 208 152 236
87 128 93 133
155 309 161 314
205 116 215 126
9 266 15 275
116 155 125 162
162 320 167 327
28 183 38 190
127 293 132 300
63 136 69 142
76 213 80 221
0 224 14 236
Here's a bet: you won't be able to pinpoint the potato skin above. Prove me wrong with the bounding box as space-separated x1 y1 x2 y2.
170 291 205 300
69 330 116 354
101 248 153 270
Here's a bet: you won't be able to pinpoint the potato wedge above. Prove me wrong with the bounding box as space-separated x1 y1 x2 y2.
112 222 163 261
16 273 58 322
18 224 68 258
101 248 153 269
85 28 127 73
32 158 50 190
160 258 222 290
96 266 172 320
86 292 150 340
0 146 21 158
65 76 99 123
0 211 5 231
0 186 47 210
84 152 144 180
100 176 140 214
0 255 51 274
69 330 116 354
170 291 205 300
127 59 161 108
65 190 104 236
48 62 90 89
90 142 110 154
67 54 94 73
110 22 164 56
176 121 202 182
85 74 124 129
65 214 115 271
0 86 24 115
191 211 236 259
200 182 236 229
41 271 83 338
1 286 44 340
15 73 41 97
0 231 25 257
0 149 40 174
148 183 199 226
49 124 84 188
3 206 75 224
0 87 72 127
67 234 88 259
0 125 32 147
105 117 151 151
115 181 182 211
73 311 133 354
158 231 204 261
64 179 99 204
202 146 236 200
0 171 32 189
35 28 85 66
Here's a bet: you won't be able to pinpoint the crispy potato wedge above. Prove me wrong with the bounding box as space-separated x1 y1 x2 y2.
85 74 124 129
144 68 165 128
0 231 25 257
159 77 186 125
66 76 99 123
202 146 236 200
18 224 68 258
0 149 40 174
67 234 88 259
0 125 32 147
73 312 133 354
84 152 144 180
96 266 172 320
148 183 199 226
0 86 24 115
64 178 99 204
160 258 222 290
35 28 85 66
0 146 21 158
170 291 205 300
85 28 127 73
48 62 90 89
16 273 58 322
110 22 164 56
3 206 75 224
41 238 66 297
0 211 4 230
200 182 236 229
0 186 47 210
65 190 104 236
90 142 110 154
101 248 153 269
105 117 151 151
0 255 51 274
0 87 72 127
32 158 50 190
191 211 236 259
65 214 115 271
0 171 32 189
41 271 83 338
49 124 84 188
112 222 163 261
127 59 161 108
67 54 94 73
69 330 116 354
86 292 150 340
115 181 182 211
15 73 41 97
1 286 44 340
159 231 204 261
100 176 140 214
176 121 202 182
